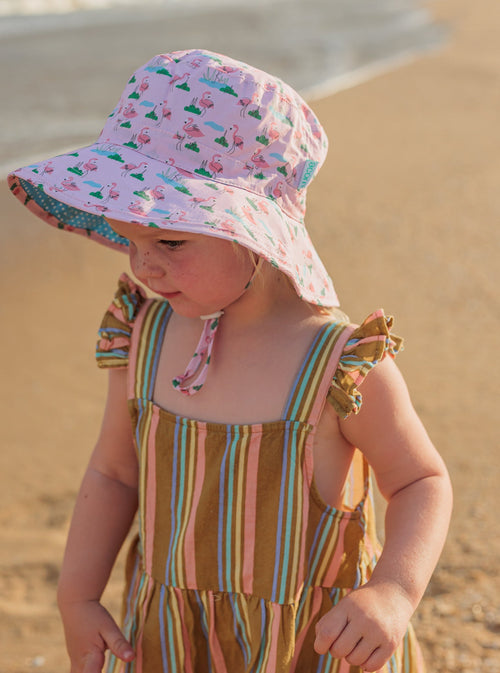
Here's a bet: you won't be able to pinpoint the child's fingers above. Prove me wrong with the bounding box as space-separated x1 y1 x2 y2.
101 619 135 663
313 608 348 654
357 645 394 673
326 624 363 662
341 638 378 669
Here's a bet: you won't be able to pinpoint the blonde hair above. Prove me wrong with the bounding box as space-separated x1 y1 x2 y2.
232 242 349 323
308 303 349 322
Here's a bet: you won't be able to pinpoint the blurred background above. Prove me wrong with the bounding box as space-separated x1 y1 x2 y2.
0 0 444 175
1 1 499 671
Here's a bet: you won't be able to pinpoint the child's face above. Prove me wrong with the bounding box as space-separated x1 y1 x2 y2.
106 218 254 318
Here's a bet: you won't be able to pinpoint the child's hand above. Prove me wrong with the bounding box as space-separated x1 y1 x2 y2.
313 580 414 671
59 599 135 673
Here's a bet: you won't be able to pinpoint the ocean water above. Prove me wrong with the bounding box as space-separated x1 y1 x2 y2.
0 0 445 175
0 0 252 16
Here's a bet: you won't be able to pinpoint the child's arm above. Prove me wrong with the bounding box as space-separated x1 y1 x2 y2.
57 368 138 673
314 356 453 671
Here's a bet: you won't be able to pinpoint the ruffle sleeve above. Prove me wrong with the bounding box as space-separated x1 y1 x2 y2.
96 273 147 369
327 309 403 419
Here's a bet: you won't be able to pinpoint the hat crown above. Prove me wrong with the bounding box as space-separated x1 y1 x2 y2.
98 49 328 222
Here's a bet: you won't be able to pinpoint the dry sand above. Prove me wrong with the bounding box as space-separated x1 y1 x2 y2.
1 0 499 670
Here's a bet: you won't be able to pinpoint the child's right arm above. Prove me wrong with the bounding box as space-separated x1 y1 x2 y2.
57 368 138 673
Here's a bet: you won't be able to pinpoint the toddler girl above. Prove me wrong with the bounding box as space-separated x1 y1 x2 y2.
8 48 452 673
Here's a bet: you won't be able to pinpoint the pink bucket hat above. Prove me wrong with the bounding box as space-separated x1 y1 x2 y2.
8 48 337 308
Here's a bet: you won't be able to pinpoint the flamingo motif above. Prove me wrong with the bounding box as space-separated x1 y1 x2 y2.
169 210 188 222
189 196 216 209
251 151 269 170
121 161 148 177
150 185 166 200
218 219 237 236
189 57 203 69
199 91 214 116
51 178 80 192
215 65 239 74
82 158 98 175
85 201 109 214
237 92 258 117
266 180 283 199
128 200 147 216
154 54 175 67
183 118 204 139
40 161 54 175
169 72 190 88
138 77 150 96
156 101 172 126
228 124 244 154
137 128 151 149
104 183 120 202
208 154 223 177
122 103 138 119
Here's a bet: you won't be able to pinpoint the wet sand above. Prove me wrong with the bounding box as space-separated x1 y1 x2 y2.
1 0 500 670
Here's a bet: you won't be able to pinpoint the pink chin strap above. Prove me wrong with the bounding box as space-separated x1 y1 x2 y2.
172 310 224 396
171 259 260 396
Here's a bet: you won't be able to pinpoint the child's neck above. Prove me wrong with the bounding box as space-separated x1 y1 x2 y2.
215 263 312 333
153 267 329 424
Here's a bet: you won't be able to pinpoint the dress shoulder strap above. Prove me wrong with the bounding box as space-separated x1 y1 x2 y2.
127 298 173 401
282 321 356 425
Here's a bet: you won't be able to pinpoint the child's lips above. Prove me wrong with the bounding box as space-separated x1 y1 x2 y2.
157 290 181 299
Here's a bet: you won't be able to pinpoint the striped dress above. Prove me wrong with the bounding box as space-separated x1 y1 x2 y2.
96 274 425 673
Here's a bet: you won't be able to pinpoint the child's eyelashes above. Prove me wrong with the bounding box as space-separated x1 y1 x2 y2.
158 239 186 250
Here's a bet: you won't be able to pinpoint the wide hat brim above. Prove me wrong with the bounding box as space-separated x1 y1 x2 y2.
9 140 338 307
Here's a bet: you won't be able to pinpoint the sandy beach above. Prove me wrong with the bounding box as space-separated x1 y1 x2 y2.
1 0 499 670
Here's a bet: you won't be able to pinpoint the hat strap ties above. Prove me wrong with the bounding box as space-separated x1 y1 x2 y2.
172 310 223 396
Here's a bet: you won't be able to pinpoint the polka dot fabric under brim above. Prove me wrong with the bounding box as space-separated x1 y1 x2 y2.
21 180 130 249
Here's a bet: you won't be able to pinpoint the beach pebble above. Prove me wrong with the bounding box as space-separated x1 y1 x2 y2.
30 656 46 667
471 602 484 621
434 599 457 616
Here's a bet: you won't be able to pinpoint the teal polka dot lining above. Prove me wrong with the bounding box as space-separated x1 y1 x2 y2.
20 179 129 248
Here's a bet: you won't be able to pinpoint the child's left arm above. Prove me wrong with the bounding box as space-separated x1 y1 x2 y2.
314 356 453 671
